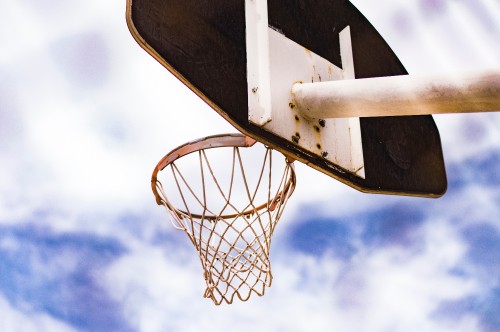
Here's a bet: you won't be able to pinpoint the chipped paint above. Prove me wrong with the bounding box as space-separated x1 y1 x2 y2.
246 3 365 178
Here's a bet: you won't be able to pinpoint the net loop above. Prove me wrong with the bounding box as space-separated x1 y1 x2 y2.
152 134 296 304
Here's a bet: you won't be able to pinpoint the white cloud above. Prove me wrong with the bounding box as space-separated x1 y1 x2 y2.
0 295 78 332
351 0 500 74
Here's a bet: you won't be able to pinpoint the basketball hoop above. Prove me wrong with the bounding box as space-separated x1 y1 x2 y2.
152 134 296 305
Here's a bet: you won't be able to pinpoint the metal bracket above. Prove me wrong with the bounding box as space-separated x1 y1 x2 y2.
245 0 365 178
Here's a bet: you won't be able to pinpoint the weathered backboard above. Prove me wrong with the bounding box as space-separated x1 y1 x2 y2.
126 0 447 197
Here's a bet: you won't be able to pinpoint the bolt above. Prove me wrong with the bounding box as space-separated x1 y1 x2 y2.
292 135 300 143
321 151 328 158
319 119 326 127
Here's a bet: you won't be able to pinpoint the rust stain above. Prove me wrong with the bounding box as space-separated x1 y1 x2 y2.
293 115 301 145
313 119 323 153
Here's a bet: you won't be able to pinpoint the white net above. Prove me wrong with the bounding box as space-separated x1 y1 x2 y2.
152 134 295 304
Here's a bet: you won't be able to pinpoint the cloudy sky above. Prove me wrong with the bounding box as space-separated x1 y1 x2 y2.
1 0 499 331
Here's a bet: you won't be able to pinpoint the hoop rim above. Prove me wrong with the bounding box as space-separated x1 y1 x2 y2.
151 133 296 218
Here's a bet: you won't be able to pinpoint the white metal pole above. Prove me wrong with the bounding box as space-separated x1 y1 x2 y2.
292 71 500 118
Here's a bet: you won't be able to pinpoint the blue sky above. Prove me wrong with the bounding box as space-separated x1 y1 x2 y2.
0 0 499 331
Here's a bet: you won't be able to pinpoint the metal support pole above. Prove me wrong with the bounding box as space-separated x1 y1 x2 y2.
292 71 500 118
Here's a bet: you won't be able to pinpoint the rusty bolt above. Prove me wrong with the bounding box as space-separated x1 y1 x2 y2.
319 119 326 127
292 135 300 143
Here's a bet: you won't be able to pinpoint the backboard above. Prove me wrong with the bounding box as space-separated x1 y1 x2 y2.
126 0 447 197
